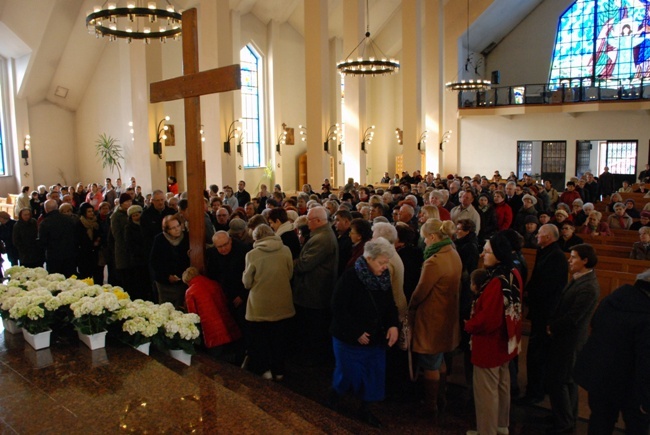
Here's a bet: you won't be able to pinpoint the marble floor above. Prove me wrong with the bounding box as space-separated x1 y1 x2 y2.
0 323 626 434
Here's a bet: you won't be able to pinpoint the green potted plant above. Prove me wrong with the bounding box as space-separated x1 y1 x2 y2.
95 133 124 179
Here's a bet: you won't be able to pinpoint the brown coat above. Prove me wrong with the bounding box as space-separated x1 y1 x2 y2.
409 244 462 355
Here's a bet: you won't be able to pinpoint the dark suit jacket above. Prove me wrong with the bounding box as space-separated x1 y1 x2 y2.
546 271 600 382
527 241 568 323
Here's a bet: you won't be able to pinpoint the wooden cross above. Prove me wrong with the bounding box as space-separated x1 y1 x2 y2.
150 8 241 271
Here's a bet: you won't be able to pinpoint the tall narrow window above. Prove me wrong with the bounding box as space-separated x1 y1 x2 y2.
605 140 637 174
576 141 592 176
0 59 6 176
517 141 533 177
240 45 263 168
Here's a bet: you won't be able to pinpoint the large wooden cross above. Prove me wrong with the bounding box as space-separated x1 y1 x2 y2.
150 8 240 271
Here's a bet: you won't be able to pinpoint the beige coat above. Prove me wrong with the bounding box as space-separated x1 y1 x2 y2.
409 244 462 355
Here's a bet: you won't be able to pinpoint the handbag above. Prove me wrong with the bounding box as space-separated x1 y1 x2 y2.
397 314 411 351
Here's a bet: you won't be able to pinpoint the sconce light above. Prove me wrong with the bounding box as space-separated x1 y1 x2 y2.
224 118 242 155
395 128 403 145
236 130 245 157
439 130 452 151
323 124 339 154
298 125 307 143
417 131 428 153
153 116 170 159
22 135 30 166
361 125 375 153
276 123 287 155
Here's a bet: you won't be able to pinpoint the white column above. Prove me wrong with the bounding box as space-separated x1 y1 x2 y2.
342 0 365 186
268 19 283 189
402 0 423 174
424 0 443 174
200 0 223 189
304 0 330 189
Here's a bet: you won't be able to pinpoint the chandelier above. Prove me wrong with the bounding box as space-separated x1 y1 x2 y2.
336 0 399 77
445 0 491 91
86 1 182 43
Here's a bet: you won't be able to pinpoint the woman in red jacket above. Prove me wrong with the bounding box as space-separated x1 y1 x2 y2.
183 267 241 349
465 231 522 435
493 190 513 231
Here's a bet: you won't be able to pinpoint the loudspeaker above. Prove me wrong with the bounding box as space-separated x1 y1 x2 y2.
152 141 162 156
491 70 500 85
21 150 29 159
224 141 231 154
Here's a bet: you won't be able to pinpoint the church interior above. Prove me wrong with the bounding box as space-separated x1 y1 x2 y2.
0 0 646 433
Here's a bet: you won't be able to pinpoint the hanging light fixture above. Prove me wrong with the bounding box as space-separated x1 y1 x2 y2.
337 0 399 77
445 0 491 91
86 1 182 43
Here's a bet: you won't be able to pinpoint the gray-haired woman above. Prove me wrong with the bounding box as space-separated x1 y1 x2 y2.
242 224 294 381
329 237 399 428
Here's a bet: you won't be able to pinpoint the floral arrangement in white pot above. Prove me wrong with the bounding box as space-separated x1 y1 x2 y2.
9 288 61 334
153 304 201 355
70 289 130 335
115 300 164 348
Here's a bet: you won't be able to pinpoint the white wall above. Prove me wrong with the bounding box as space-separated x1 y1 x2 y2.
486 0 574 87
459 110 650 183
75 42 130 184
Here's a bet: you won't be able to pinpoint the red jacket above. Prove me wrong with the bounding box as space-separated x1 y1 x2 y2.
185 275 241 348
464 276 518 368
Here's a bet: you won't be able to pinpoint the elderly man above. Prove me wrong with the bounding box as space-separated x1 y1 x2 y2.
38 199 77 277
429 191 452 221
518 224 569 406
293 206 338 365
111 193 133 286
206 231 252 344
214 207 231 232
505 181 523 217
450 190 481 233
141 189 175 253
396 204 418 231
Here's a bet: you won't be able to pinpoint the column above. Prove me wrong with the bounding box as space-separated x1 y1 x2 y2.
402 0 423 175
424 0 443 175
342 0 365 186
304 0 330 189
268 19 283 189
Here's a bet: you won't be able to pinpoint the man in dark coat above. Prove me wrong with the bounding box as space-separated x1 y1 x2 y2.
519 224 568 405
235 180 251 208
597 166 615 199
38 200 77 277
141 190 175 254
545 244 600 434
575 269 650 435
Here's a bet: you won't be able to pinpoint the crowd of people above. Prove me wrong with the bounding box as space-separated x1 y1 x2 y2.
1 168 649 434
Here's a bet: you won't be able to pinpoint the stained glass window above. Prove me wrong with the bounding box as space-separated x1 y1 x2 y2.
240 45 263 168
549 0 650 87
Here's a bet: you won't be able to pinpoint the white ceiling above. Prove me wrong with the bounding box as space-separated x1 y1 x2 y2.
0 0 543 112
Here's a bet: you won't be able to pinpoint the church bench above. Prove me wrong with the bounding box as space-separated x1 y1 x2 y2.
0 198 14 218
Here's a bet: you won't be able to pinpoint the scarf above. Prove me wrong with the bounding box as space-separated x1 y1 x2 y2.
163 231 185 247
472 264 523 355
423 237 453 260
354 256 392 293
80 215 99 240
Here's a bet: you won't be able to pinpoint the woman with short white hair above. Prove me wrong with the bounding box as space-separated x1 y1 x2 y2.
329 237 399 428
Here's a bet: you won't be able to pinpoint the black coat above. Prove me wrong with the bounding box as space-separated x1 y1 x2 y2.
330 266 399 347
546 271 600 383
38 211 77 262
205 238 252 303
526 241 568 323
12 218 43 266
149 232 190 283
575 281 650 411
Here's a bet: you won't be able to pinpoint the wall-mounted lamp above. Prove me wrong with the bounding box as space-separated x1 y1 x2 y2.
439 130 452 151
395 128 403 145
361 125 375 153
153 116 170 159
298 125 307 143
224 119 242 155
236 130 245 157
323 124 339 154
417 131 428 153
338 124 345 152
200 125 206 143
276 123 287 155
22 135 30 166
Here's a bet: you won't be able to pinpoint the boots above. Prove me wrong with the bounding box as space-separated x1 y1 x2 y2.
358 401 382 428
423 379 440 416
438 372 448 413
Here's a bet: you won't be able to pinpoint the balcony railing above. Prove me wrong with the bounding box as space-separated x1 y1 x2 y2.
457 78 650 108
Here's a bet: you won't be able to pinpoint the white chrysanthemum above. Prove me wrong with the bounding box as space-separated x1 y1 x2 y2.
45 273 66 282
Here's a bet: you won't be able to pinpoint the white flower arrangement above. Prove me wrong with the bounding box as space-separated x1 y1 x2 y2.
0 287 28 318
70 292 123 335
8 288 61 334
152 306 201 354
4 266 49 283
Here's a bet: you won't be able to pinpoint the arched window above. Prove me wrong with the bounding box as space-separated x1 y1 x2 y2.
240 45 263 168
549 0 650 87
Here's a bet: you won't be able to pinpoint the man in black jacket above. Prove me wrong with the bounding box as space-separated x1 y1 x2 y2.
38 200 77 277
575 269 650 435
518 224 568 405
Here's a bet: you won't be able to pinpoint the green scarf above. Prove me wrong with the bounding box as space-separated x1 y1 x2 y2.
423 237 453 260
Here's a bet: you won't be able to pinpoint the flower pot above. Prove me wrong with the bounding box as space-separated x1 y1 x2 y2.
22 328 52 350
78 330 107 350
168 348 192 366
3 318 22 334
134 342 150 356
